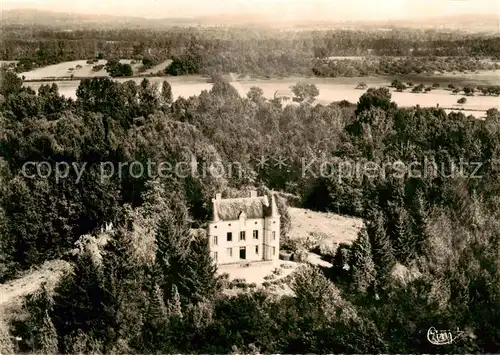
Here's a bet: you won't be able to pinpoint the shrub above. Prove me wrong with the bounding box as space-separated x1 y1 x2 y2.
293 249 309 263
457 97 467 104
273 268 284 276
356 82 367 89
91 64 104 72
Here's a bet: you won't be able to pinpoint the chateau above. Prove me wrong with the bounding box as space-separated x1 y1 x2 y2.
207 191 280 265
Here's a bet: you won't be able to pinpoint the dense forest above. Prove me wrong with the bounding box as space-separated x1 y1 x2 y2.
2 26 500 76
1 61 500 353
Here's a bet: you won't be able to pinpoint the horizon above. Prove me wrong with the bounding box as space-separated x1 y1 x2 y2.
2 0 499 21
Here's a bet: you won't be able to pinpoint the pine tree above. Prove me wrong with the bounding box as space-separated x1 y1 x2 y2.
177 235 219 303
392 205 415 264
410 190 430 256
366 209 396 284
349 227 376 292
51 249 105 353
35 310 58 354
167 285 183 319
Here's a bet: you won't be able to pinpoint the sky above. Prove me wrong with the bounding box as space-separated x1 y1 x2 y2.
2 0 499 20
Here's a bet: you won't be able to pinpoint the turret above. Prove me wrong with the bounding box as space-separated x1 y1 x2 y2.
270 193 279 218
212 193 221 222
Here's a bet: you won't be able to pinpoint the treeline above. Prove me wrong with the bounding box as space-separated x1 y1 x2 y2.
313 56 500 77
2 69 500 353
2 26 499 75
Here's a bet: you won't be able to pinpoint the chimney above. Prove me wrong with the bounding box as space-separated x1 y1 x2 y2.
215 193 222 200
250 190 257 198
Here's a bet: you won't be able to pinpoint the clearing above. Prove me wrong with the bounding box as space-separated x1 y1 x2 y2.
217 207 363 295
288 207 363 245
23 73 500 118
0 260 71 318
18 59 167 80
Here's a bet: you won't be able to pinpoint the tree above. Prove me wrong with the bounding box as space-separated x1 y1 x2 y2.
411 84 425 93
395 82 406 92
355 87 394 116
0 69 23 97
167 285 183 319
210 80 240 100
366 210 396 285
349 227 376 292
410 190 430 256
391 206 415 264
247 86 264 102
142 57 155 69
391 79 402 88
36 311 58 354
161 80 173 105
356 82 367 90
463 86 475 96
105 59 133 77
290 82 319 102
24 283 59 354
458 97 467 105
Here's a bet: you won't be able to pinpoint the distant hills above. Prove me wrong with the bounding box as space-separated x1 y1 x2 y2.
1 9 499 33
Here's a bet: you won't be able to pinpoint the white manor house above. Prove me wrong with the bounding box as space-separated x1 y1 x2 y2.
207 191 280 265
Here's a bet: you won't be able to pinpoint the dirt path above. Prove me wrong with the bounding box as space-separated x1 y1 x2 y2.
0 260 71 311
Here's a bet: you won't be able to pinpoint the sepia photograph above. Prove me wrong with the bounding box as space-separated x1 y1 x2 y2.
0 0 499 353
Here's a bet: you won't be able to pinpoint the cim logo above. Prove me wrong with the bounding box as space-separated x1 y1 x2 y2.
427 327 464 345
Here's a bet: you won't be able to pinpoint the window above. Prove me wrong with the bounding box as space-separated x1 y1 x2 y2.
213 235 218 246
272 247 276 256
253 230 259 239
240 231 246 241
227 232 232 242
272 231 276 240
214 252 218 261
239 247 246 260
255 245 259 254
227 248 232 257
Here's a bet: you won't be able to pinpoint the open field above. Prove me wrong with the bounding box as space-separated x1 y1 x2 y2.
23 72 499 118
288 207 363 250
0 260 71 316
17 59 172 80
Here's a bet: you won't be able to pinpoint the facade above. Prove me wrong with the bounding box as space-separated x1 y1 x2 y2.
207 191 280 265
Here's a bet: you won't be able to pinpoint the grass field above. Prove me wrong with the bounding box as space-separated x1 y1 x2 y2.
18 59 173 80
23 71 499 118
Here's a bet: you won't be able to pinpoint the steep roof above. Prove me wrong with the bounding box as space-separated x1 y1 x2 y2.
214 195 270 221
